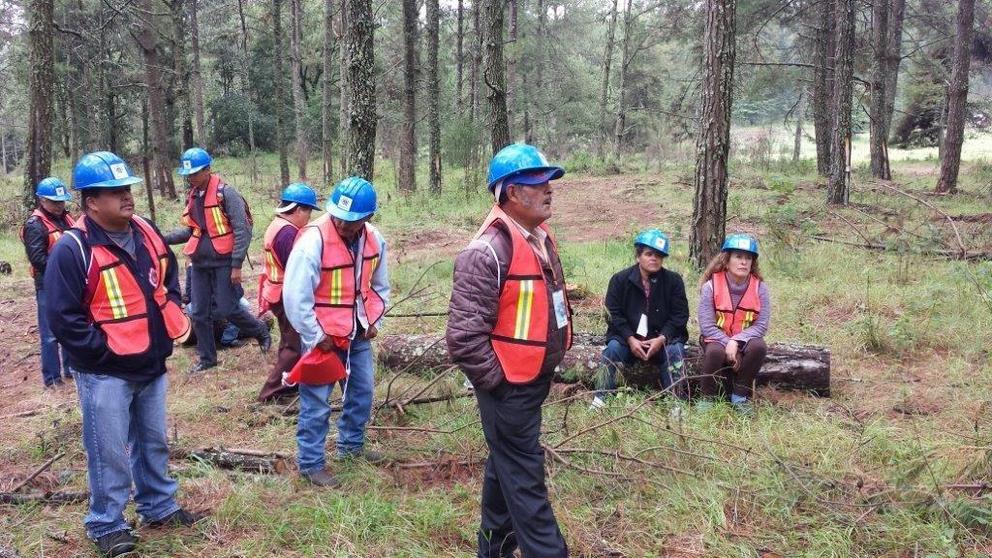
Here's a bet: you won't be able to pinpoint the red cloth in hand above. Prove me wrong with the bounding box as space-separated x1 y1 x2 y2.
282 344 348 386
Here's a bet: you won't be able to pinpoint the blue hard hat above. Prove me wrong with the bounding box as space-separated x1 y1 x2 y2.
486 143 565 191
35 177 72 201
177 147 212 176
280 182 320 210
722 233 759 256
73 152 143 190
634 229 671 256
326 176 377 222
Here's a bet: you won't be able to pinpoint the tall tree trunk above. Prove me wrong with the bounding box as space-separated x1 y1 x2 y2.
526 0 545 145
793 91 803 163
470 0 481 123
826 0 855 205
880 0 905 145
346 0 376 179
811 0 834 177
136 0 178 200
338 0 349 175
935 0 975 194
611 0 633 163
237 0 259 181
506 0 517 132
456 0 465 114
140 99 157 223
598 0 619 158
322 0 335 184
290 0 308 179
427 0 442 193
689 0 736 269
400 0 418 192
172 0 194 150
273 0 291 185
482 0 510 155
869 0 891 179
23 0 55 209
190 0 206 145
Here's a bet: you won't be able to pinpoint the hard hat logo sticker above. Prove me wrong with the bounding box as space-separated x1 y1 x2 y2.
110 163 129 179
337 195 353 211
183 160 192 170
736 238 749 249
56 187 65 196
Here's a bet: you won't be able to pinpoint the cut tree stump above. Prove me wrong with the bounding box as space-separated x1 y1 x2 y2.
378 333 831 396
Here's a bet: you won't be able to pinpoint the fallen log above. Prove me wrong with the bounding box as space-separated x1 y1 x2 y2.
172 447 288 475
0 491 88 505
377 334 830 396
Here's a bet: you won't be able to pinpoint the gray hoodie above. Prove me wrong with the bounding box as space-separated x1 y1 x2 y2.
164 178 252 269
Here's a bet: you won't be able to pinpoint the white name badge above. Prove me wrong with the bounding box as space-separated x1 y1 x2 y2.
552 290 568 329
636 313 648 337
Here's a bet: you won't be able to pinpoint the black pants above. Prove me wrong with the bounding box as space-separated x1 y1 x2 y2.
697 338 768 398
189 264 266 366
475 374 567 558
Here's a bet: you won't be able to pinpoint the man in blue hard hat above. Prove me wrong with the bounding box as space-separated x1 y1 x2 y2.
591 229 689 409
447 143 572 558
165 147 271 374
21 177 75 388
257 182 321 403
45 152 202 558
282 176 391 487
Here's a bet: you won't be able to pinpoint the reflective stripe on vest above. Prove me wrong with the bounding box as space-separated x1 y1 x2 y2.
76 216 191 356
311 215 385 337
181 174 234 256
260 217 299 305
475 205 572 384
710 272 761 339
21 209 75 277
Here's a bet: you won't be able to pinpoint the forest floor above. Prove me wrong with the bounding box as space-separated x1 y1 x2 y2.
1 149 992 557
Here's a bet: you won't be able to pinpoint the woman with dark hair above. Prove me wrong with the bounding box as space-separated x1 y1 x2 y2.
696 234 770 413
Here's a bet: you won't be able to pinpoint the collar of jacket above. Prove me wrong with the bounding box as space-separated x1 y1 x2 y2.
79 215 134 247
625 263 662 292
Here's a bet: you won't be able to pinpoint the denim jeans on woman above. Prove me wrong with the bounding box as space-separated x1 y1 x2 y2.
596 337 686 397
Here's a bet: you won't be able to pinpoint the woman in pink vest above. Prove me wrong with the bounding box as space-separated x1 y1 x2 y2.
697 234 771 413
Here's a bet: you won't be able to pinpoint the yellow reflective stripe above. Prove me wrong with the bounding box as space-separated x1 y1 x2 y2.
266 251 280 282
715 312 725 329
330 268 343 304
513 280 534 339
368 255 379 272
102 268 128 320
210 207 228 235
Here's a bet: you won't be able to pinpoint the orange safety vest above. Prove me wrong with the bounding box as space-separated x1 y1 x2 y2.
259 217 299 307
710 272 762 339
181 174 234 256
311 215 385 338
22 209 75 276
476 205 572 384
76 216 191 356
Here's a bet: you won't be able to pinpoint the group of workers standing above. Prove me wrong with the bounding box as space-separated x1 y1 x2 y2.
19 142 769 558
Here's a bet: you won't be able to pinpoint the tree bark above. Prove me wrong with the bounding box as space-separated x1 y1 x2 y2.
290 0 308 179
427 0 442 193
827 0 854 206
611 0 633 163
135 0 178 200
689 0 736 269
172 0 194 150
482 0 510 155
346 0 377 179
456 0 465 114
526 0 545 145
23 0 55 209
322 0 335 184
140 99 157 223
811 0 834 177
506 0 517 132
869 0 891 179
190 0 206 145
935 0 975 194
338 0 349 175
400 0 418 192
237 0 259 182
598 0 619 159
793 91 803 163
273 0 291 185
880 0 905 146
378 334 832 396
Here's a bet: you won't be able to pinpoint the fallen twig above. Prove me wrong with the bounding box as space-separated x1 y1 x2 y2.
8 452 65 493
0 491 88 505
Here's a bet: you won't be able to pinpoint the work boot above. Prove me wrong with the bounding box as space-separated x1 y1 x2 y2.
301 469 340 488
93 529 138 558
257 330 273 353
188 361 217 375
145 508 205 528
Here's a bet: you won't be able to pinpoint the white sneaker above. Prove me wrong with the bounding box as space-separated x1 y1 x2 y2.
589 396 607 411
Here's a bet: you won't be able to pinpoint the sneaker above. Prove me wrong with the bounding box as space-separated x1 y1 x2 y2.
93 529 138 558
301 469 340 487
188 361 218 374
463 377 475 391
336 449 388 465
145 508 205 528
257 330 273 353
589 396 607 411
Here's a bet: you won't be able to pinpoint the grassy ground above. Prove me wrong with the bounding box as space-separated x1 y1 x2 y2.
1 139 992 557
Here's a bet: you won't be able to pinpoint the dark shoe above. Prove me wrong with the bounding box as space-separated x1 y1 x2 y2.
257 331 272 353
188 361 217 375
63 373 74 382
336 449 388 465
146 508 205 528
301 469 340 488
93 529 138 557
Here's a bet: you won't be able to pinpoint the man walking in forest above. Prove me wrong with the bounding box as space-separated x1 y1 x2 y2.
165 147 271 373
446 143 572 558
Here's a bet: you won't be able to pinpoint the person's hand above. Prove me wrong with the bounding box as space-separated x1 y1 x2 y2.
627 336 648 361
645 335 666 360
230 267 242 285
725 340 740 371
316 335 336 352
365 324 378 339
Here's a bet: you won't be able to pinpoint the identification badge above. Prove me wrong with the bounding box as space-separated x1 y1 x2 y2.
636 313 648 337
552 290 568 329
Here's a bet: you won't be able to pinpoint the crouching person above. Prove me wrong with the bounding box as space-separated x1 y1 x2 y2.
45 152 201 557
592 230 689 409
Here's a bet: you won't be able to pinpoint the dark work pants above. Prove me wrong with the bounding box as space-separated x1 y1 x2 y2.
257 302 300 402
475 374 567 558
697 338 768 399
189 264 266 366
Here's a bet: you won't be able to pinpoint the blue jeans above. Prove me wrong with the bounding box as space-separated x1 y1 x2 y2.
596 338 686 396
296 337 374 473
75 371 180 539
36 288 70 386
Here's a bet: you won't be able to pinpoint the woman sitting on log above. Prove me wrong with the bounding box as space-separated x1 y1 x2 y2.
697 233 770 413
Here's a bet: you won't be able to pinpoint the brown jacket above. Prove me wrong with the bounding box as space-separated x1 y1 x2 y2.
445 217 569 392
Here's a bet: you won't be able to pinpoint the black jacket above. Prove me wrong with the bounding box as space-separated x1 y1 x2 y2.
22 208 73 290
604 264 689 344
